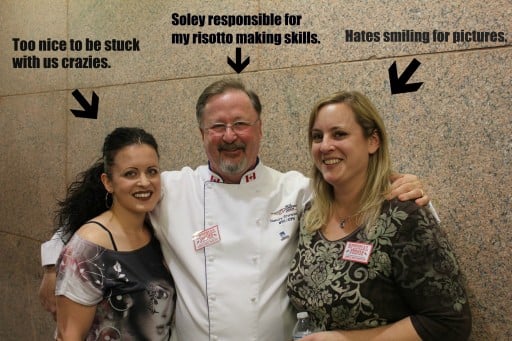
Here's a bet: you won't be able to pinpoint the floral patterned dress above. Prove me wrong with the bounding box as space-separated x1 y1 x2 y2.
287 199 471 340
56 233 175 341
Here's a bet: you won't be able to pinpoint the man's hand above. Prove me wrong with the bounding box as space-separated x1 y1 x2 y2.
38 265 57 320
387 173 430 206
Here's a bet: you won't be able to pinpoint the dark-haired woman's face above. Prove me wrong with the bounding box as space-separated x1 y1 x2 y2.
104 143 161 214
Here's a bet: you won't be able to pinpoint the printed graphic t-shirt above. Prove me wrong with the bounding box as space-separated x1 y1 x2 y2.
56 234 175 341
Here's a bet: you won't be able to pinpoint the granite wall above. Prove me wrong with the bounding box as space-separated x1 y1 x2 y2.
0 1 510 339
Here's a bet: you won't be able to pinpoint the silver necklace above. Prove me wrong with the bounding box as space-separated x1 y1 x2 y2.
339 216 350 229
338 213 358 229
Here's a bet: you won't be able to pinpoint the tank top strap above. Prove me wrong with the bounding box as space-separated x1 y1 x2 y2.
85 220 118 251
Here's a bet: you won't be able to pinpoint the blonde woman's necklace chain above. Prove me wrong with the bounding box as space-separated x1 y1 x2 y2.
338 213 359 229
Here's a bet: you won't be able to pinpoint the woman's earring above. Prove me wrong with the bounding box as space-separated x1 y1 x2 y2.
105 192 113 209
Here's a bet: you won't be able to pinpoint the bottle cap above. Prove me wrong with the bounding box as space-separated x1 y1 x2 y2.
297 311 309 319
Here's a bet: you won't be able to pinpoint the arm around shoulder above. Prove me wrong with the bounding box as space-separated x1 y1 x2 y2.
39 230 65 316
41 231 65 266
39 265 57 317
388 173 430 206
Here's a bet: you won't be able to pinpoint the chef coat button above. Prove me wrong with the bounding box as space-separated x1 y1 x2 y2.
256 219 261 225
209 295 216 301
206 183 213 189
250 297 257 303
208 256 215 262
252 256 258 264
212 336 218 341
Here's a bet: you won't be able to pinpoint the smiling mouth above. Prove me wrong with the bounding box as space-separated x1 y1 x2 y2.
222 148 243 154
323 158 342 165
133 191 152 199
220 147 245 158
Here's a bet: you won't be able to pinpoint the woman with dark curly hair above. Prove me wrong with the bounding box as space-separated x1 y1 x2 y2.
55 127 175 341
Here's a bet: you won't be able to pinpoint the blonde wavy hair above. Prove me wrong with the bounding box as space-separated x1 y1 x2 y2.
305 91 393 233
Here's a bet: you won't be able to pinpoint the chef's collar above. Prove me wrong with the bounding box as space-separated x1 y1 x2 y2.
207 158 260 184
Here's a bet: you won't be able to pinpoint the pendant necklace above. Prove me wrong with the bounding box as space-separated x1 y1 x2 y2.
339 213 358 229
339 216 350 229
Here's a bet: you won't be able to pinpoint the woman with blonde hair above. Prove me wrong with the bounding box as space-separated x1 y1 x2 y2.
287 91 471 340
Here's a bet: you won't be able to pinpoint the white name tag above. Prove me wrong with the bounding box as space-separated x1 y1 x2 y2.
342 241 373 264
193 225 221 251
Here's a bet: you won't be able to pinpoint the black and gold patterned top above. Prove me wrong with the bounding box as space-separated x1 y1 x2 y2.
287 199 471 340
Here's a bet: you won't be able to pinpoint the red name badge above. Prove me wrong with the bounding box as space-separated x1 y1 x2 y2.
193 225 221 251
342 241 373 264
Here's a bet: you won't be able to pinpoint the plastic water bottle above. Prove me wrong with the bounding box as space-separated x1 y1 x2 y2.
292 311 313 340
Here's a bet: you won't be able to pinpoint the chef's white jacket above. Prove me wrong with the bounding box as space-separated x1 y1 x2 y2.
152 162 312 340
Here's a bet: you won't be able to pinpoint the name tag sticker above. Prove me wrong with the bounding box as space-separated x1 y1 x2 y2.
193 225 221 251
342 241 373 264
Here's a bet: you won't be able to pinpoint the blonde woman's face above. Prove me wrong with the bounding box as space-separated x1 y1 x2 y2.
310 103 379 190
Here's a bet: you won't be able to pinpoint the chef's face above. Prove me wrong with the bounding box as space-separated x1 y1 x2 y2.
200 89 262 184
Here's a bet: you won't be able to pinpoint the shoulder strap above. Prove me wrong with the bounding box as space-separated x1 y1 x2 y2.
85 220 118 251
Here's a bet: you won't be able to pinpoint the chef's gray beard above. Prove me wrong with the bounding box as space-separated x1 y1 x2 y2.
219 156 248 176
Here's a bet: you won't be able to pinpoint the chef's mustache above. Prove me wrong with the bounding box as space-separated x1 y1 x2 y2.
218 142 246 152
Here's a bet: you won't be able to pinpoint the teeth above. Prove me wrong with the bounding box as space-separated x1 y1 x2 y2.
323 159 341 165
134 192 151 198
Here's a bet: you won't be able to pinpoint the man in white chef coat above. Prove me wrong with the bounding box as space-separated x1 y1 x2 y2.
39 78 429 340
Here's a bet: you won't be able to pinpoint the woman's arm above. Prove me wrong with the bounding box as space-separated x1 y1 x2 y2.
54 227 109 340
388 202 471 340
56 296 96 341
299 317 421 340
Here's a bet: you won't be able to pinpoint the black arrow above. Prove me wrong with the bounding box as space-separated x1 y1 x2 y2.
388 58 423 95
71 89 99 119
227 47 250 73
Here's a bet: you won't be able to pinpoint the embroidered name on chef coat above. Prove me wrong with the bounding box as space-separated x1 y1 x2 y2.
269 204 298 225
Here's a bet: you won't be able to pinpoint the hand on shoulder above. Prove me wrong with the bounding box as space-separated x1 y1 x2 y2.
387 173 430 206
